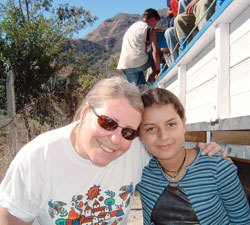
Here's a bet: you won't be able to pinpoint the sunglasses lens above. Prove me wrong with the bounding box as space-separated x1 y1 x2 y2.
98 115 118 131
121 128 138 140
94 109 137 140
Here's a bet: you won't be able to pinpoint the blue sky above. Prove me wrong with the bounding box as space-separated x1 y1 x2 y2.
54 0 165 39
0 0 165 39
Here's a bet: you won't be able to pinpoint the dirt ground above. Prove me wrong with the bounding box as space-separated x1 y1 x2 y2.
0 147 10 183
127 192 143 224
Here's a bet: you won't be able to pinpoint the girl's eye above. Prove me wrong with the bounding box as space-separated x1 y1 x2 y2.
168 122 176 127
146 127 156 132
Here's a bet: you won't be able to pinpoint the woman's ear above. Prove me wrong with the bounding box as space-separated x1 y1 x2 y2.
80 104 89 123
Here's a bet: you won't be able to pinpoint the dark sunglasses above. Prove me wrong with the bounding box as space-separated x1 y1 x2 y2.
91 107 138 140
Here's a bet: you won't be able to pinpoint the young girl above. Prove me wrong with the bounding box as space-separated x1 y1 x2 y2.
137 87 250 224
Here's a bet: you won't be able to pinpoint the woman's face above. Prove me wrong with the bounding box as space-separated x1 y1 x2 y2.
139 103 186 162
72 97 142 167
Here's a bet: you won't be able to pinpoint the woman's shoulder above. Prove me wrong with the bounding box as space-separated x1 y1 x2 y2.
16 123 74 161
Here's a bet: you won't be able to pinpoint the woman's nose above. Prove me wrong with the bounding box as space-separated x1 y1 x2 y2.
110 128 123 144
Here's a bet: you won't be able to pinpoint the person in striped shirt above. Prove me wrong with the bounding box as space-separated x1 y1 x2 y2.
137 87 250 224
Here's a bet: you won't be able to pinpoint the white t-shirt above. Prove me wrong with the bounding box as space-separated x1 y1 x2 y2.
0 123 149 225
117 21 151 69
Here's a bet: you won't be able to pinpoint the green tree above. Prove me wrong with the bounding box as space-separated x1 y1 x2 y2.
0 0 97 139
0 60 7 111
108 53 122 74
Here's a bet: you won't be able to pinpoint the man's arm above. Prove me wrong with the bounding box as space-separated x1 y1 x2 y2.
150 29 161 73
166 7 174 18
0 206 33 225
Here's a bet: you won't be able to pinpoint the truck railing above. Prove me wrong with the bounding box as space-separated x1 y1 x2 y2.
154 0 234 86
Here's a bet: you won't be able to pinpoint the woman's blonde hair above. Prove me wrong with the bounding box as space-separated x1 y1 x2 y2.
73 76 144 121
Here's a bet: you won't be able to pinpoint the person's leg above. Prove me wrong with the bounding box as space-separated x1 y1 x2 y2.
169 17 174 28
164 27 178 62
122 54 154 87
146 51 158 83
194 0 215 30
175 12 196 54
122 69 149 92
147 51 156 71
136 71 147 85
174 12 196 54
122 49 158 88
174 12 196 43
177 0 191 15
122 69 146 87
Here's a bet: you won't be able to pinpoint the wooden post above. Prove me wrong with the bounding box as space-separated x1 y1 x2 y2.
178 64 186 108
6 70 17 156
215 23 230 119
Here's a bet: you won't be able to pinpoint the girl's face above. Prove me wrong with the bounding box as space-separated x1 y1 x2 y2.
139 103 186 162
72 97 142 167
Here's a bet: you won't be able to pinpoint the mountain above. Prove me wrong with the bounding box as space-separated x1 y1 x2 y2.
70 8 168 72
67 39 107 62
82 13 141 53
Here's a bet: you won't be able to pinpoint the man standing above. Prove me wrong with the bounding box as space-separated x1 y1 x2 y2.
117 8 161 88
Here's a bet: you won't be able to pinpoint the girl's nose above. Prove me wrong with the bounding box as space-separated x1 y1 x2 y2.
159 128 170 140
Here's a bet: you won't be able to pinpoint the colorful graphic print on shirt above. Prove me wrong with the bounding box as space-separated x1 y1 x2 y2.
48 183 134 225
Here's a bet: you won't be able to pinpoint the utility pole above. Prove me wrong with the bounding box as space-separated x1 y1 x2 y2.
6 69 17 156
1 10 17 156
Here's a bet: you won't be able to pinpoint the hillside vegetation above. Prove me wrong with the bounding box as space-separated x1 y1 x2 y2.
0 6 168 181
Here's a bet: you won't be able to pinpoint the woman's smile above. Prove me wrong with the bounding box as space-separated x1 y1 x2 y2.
97 139 115 154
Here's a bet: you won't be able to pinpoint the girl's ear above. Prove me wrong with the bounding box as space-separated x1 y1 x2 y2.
183 117 187 134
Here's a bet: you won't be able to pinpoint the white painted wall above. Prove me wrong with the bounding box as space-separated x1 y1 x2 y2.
229 5 250 118
158 1 250 126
